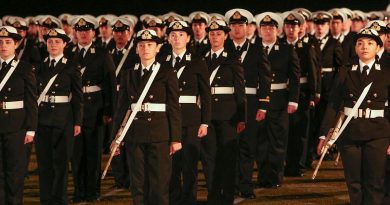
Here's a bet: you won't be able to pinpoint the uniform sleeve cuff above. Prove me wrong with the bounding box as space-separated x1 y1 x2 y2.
260 109 267 113
316 93 321 98
319 135 326 140
200 124 208 127
26 131 35 136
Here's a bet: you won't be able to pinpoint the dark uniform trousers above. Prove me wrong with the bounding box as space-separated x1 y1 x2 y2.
35 57 83 205
204 49 246 205
112 61 181 205
284 38 318 173
256 42 300 186
0 59 37 205
163 51 211 205
66 44 116 200
224 39 271 194
320 62 390 205
108 41 137 189
309 35 343 166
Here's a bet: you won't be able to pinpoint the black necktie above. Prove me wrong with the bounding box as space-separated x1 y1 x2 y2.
0 62 7 76
102 42 107 48
142 68 150 80
361 65 369 81
1 62 7 71
49 59 56 69
78 48 85 66
236 46 241 52
212 53 217 61
264 46 269 55
174 56 181 69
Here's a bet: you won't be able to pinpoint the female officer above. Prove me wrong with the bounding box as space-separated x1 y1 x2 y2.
35 28 82 205
318 28 390 205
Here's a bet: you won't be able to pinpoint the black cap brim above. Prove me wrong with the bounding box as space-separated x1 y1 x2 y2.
354 33 383 47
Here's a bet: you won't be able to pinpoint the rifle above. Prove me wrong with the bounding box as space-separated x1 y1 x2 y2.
101 108 131 179
312 112 345 180
312 82 373 180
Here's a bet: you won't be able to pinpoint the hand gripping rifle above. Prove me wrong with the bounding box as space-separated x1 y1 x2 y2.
312 112 345 179
101 108 131 179
312 82 373 180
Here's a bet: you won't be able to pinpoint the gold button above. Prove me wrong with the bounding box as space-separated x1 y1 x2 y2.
4 96 7 99
367 100 371 103
55 84 59 87
215 84 218 86
148 118 151 121
373 93 377 97
271 79 274 82
131 96 134 99
180 88 183 91
215 98 219 101
149 95 154 99
272 74 275 77
7 88 11 91
349 93 353 97
51 105 55 108
88 97 91 100
4 111 8 114
217 76 221 79
134 117 138 120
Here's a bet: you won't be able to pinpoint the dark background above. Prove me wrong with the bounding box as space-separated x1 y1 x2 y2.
1 0 389 17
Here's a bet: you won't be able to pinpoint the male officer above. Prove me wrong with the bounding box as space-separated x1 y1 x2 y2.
310 11 344 165
162 20 211 205
224 8 271 199
66 15 116 202
0 26 37 205
282 12 318 177
35 28 82 205
112 29 182 205
189 11 210 56
8 17 41 67
329 9 355 66
255 12 300 188
366 20 390 65
107 16 137 190
96 14 116 50
204 19 246 205
351 10 366 33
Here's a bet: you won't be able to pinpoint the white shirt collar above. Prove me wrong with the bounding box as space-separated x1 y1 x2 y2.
247 34 254 40
377 48 385 59
287 38 299 45
233 40 245 48
359 59 376 74
262 41 276 53
332 33 342 39
172 50 186 60
0 55 15 65
78 42 93 51
316 33 328 40
141 61 155 71
211 47 224 58
104 37 112 44
49 54 64 66
196 36 206 43
342 30 350 36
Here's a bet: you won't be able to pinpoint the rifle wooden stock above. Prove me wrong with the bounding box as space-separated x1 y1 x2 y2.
101 109 132 179
312 112 345 180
